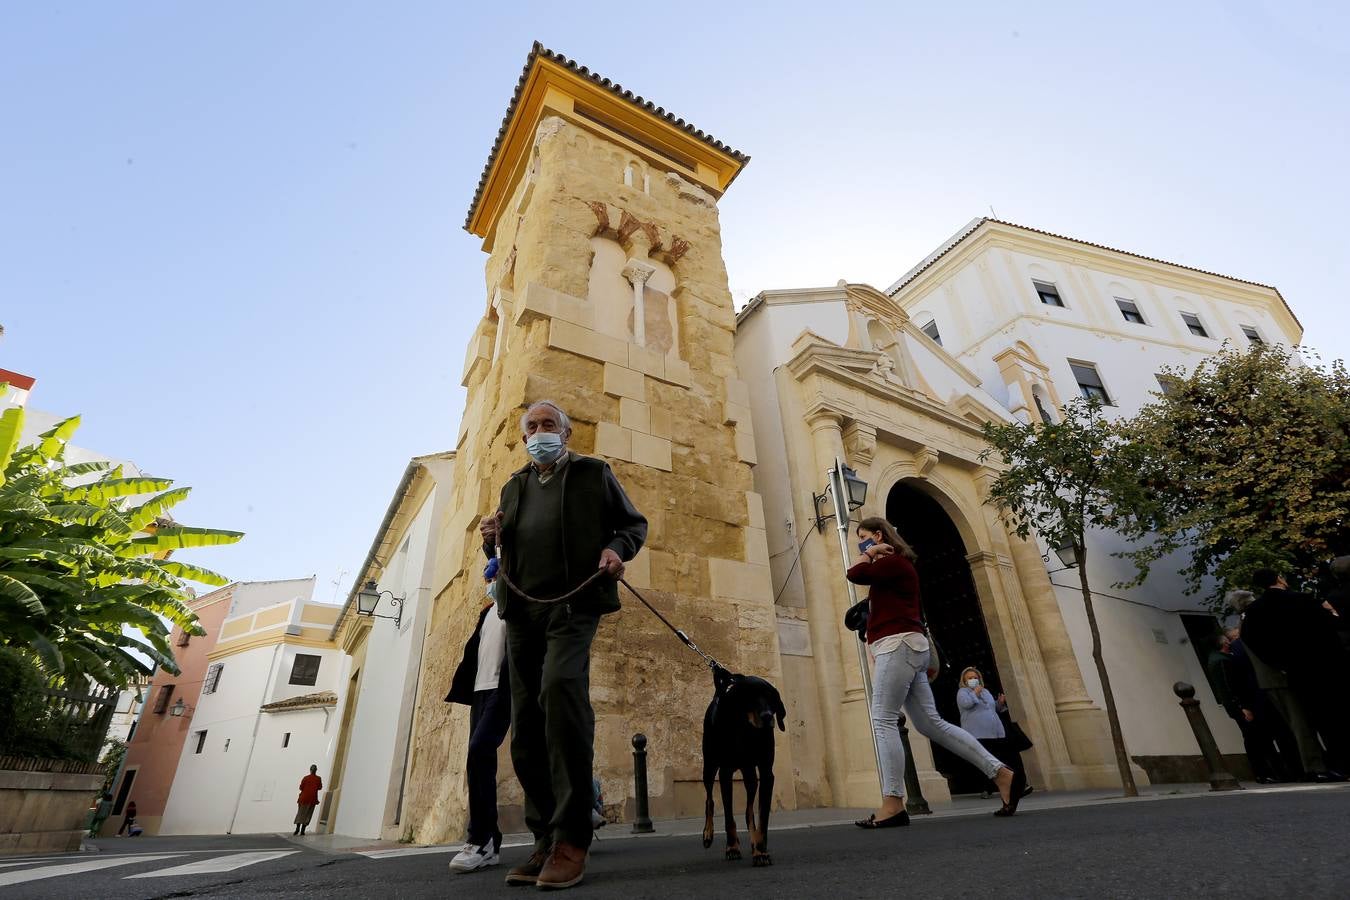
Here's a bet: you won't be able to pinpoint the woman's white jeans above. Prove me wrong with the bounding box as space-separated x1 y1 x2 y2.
871 643 1004 798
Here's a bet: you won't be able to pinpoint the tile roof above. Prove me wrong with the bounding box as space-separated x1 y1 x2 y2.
885 220 1293 325
260 691 338 712
464 42 750 231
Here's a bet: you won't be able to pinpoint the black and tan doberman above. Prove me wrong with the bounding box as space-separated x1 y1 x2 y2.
700 666 786 867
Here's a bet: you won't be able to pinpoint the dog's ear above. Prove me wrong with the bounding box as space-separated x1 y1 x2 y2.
770 686 787 731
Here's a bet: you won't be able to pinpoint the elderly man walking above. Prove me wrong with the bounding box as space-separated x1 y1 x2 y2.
480 400 647 891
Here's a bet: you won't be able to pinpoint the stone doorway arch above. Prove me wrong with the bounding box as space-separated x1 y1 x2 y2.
886 479 1000 795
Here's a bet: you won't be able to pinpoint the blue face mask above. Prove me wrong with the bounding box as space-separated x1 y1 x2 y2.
526 432 565 464
858 538 876 554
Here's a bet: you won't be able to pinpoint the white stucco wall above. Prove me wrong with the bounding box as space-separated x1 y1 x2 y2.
159 580 349 835
332 483 441 840
738 259 1257 764
889 231 1296 760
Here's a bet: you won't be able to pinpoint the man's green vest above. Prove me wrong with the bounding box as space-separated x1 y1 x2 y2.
497 454 621 617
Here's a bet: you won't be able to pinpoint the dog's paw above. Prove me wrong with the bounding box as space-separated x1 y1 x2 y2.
724 846 742 861
752 852 772 868
702 835 713 849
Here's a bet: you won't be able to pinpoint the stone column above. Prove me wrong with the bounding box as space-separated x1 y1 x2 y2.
804 411 894 807
777 392 850 808
622 260 655 348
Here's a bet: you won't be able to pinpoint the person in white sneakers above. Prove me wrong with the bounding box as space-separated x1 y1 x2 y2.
445 557 511 874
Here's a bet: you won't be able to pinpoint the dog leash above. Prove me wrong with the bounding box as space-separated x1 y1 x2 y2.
494 563 726 672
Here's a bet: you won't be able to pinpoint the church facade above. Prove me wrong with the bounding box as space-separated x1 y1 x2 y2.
391 45 1301 843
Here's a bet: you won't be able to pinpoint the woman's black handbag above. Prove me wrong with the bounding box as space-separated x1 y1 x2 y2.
999 709 1034 752
844 599 869 641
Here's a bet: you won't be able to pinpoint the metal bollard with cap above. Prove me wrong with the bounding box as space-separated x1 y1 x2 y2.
1173 682 1242 792
631 733 655 833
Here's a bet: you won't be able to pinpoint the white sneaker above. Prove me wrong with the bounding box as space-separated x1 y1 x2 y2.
449 840 499 873
591 809 606 829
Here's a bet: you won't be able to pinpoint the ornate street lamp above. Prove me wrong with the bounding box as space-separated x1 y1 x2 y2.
1053 536 1080 570
168 698 193 718
356 581 404 629
813 464 868 532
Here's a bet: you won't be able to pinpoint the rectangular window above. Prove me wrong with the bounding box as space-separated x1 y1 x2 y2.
920 320 942 346
1181 312 1209 337
152 685 175 714
289 654 322 686
282 732 291 748
203 663 224 695
1156 374 1180 396
193 730 207 754
1033 280 1065 307
1069 361 1112 405
1115 297 1146 324
1241 325 1264 345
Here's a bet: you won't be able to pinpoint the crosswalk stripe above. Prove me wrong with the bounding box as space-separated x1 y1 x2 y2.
124 850 299 878
0 854 184 886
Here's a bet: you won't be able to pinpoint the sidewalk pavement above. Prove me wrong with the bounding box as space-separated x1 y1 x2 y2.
292 778 1340 858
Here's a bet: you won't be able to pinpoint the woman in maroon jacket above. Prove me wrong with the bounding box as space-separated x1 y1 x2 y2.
848 517 1022 826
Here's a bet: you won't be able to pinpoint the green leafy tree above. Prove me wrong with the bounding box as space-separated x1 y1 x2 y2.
980 398 1140 797
0 389 242 689
1120 344 1350 601
100 737 127 793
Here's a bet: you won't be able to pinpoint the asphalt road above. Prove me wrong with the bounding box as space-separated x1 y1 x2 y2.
6 787 1349 898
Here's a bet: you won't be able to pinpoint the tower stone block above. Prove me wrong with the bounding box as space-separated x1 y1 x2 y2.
399 44 791 844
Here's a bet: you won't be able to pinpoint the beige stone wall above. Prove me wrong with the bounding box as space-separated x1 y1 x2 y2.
1 768 105 855
400 116 791 845
735 297 1132 805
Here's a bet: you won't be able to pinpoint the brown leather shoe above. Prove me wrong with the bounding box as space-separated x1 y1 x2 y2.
505 848 550 886
535 841 586 890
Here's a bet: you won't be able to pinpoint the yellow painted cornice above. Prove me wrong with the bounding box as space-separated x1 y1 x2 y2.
207 627 336 661
465 43 749 244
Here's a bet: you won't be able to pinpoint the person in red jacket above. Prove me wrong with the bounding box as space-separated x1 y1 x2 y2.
294 765 322 835
847 517 1020 827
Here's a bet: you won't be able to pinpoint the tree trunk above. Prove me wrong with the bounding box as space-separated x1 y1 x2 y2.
1076 540 1139 797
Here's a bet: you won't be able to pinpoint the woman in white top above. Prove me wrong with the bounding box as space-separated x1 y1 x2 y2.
445 558 511 873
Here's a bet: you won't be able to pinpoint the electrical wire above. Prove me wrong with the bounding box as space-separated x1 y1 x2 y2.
773 527 815 605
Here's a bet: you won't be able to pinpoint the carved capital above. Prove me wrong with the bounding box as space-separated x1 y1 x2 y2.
842 421 877 469
622 260 656 287
806 410 844 434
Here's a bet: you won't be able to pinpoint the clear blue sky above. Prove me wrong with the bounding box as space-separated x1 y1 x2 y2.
3 1 1346 601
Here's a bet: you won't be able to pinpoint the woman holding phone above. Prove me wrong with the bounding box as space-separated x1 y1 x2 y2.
848 516 1024 827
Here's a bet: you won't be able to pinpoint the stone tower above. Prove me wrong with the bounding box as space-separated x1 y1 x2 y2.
399 44 791 843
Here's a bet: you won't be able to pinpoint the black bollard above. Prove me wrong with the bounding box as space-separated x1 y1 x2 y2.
1173 682 1242 792
898 713 932 814
631 733 655 833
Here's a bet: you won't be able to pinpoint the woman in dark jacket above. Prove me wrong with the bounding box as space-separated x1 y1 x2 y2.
848 517 1022 827
445 557 511 873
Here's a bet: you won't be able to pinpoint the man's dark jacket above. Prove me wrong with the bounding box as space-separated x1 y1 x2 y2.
1207 647 1260 719
1240 586 1343 675
445 605 509 705
488 452 647 618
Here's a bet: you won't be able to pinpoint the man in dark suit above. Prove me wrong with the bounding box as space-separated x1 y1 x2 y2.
1240 568 1350 770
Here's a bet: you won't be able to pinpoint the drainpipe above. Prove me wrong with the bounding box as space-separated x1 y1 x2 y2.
227 642 283 834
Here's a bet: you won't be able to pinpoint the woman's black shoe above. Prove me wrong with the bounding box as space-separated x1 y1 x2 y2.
855 811 910 829
994 770 1028 817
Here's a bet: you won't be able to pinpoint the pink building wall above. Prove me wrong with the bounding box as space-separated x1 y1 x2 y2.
116 586 233 835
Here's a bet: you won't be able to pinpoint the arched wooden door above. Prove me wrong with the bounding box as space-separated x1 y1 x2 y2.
886 481 1002 795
